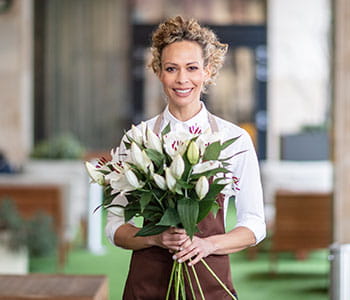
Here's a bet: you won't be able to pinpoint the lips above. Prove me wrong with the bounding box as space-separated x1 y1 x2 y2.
173 88 193 96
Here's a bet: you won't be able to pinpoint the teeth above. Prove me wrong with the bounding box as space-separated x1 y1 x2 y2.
175 89 191 94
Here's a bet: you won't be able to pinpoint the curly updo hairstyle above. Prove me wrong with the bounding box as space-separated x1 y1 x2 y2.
149 16 228 91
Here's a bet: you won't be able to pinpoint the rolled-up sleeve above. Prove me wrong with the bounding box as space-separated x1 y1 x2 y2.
105 193 135 245
232 131 266 245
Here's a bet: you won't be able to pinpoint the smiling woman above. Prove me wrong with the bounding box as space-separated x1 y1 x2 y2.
105 15 266 300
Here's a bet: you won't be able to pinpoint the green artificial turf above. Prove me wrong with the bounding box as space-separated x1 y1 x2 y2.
30 200 330 300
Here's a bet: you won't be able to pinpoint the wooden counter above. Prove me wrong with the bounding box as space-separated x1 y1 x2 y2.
0 274 108 300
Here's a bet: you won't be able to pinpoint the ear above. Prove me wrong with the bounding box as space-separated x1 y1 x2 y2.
204 64 211 81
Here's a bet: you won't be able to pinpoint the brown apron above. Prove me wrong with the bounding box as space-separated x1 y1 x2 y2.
122 112 237 300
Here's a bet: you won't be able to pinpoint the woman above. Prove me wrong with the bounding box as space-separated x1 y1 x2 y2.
106 16 266 299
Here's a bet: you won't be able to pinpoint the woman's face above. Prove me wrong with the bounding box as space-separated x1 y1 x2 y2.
159 40 210 111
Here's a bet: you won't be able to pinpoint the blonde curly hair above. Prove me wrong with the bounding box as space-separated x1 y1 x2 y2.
149 16 228 91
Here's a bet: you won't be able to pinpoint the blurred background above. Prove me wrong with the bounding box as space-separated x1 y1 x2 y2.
1 0 349 299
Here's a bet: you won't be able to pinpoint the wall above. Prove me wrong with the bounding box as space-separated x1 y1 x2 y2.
0 0 33 167
267 0 331 160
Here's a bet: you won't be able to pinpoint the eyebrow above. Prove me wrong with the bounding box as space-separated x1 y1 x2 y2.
163 61 200 66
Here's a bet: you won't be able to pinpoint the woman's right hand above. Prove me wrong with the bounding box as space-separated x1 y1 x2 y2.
152 227 189 252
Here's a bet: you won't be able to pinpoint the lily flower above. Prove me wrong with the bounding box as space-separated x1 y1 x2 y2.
130 124 143 145
165 167 176 192
195 176 209 200
192 160 221 174
125 169 144 189
85 161 105 185
163 130 191 157
153 173 167 190
169 154 185 180
146 127 163 153
130 142 152 173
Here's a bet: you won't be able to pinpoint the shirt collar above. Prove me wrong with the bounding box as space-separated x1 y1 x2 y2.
163 101 210 132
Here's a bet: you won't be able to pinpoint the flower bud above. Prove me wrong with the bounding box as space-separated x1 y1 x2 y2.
195 176 209 200
187 141 200 165
130 142 151 173
125 169 142 189
131 124 143 144
153 174 167 190
146 128 163 153
165 167 176 192
170 154 185 180
85 161 105 185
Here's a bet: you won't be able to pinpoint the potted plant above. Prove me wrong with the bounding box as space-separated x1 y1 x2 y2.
0 198 57 274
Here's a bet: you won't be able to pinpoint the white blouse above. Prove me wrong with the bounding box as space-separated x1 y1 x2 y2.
105 103 266 245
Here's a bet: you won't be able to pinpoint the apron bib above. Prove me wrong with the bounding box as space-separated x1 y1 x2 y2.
122 112 237 299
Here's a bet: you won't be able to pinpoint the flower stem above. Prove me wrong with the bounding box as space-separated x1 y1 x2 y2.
166 260 177 300
200 258 237 300
184 263 196 300
175 262 182 300
190 260 205 300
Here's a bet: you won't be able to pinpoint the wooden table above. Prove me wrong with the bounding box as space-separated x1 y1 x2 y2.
0 274 108 300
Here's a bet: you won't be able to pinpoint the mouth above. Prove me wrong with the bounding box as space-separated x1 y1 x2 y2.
173 88 193 97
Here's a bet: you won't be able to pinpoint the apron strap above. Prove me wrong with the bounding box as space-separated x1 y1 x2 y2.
153 110 219 135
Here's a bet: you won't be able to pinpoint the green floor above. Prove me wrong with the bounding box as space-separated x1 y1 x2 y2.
30 202 330 299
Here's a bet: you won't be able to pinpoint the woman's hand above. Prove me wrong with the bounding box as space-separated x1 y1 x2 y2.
172 236 217 266
152 227 189 252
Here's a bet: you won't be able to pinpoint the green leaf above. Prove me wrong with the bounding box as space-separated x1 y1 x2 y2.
201 183 226 202
142 203 164 222
140 192 152 212
156 207 180 226
177 197 199 239
161 122 171 137
144 148 165 168
203 141 221 161
221 135 241 150
135 223 169 237
210 201 220 218
197 199 214 223
124 201 141 222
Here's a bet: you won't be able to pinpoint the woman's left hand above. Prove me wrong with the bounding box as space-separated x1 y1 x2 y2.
173 236 217 266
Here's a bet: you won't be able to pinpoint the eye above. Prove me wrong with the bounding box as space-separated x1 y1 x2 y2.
165 66 176 72
188 66 199 71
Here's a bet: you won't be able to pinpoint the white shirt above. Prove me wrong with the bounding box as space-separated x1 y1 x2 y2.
105 103 266 245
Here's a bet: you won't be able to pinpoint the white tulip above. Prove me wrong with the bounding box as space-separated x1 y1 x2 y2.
85 161 105 185
195 176 209 200
169 154 185 179
153 173 167 190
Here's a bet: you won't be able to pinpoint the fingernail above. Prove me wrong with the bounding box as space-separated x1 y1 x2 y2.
179 247 183 251
188 262 192 266
172 255 177 260
178 259 182 263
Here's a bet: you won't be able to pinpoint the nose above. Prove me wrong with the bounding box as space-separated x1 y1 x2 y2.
176 69 189 84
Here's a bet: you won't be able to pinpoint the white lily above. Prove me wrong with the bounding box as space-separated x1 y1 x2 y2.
169 154 185 180
165 167 176 192
146 127 163 153
125 169 144 189
163 130 191 157
153 173 167 190
130 142 152 173
192 160 221 174
85 161 105 185
130 124 143 144
110 147 120 162
195 176 209 200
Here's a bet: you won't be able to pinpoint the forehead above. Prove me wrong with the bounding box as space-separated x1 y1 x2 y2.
161 41 204 64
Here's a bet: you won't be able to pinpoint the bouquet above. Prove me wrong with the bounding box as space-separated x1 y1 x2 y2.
85 122 242 300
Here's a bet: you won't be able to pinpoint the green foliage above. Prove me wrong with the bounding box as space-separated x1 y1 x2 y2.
31 134 85 159
0 198 57 256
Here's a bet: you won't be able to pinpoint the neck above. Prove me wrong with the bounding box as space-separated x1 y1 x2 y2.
168 101 202 122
